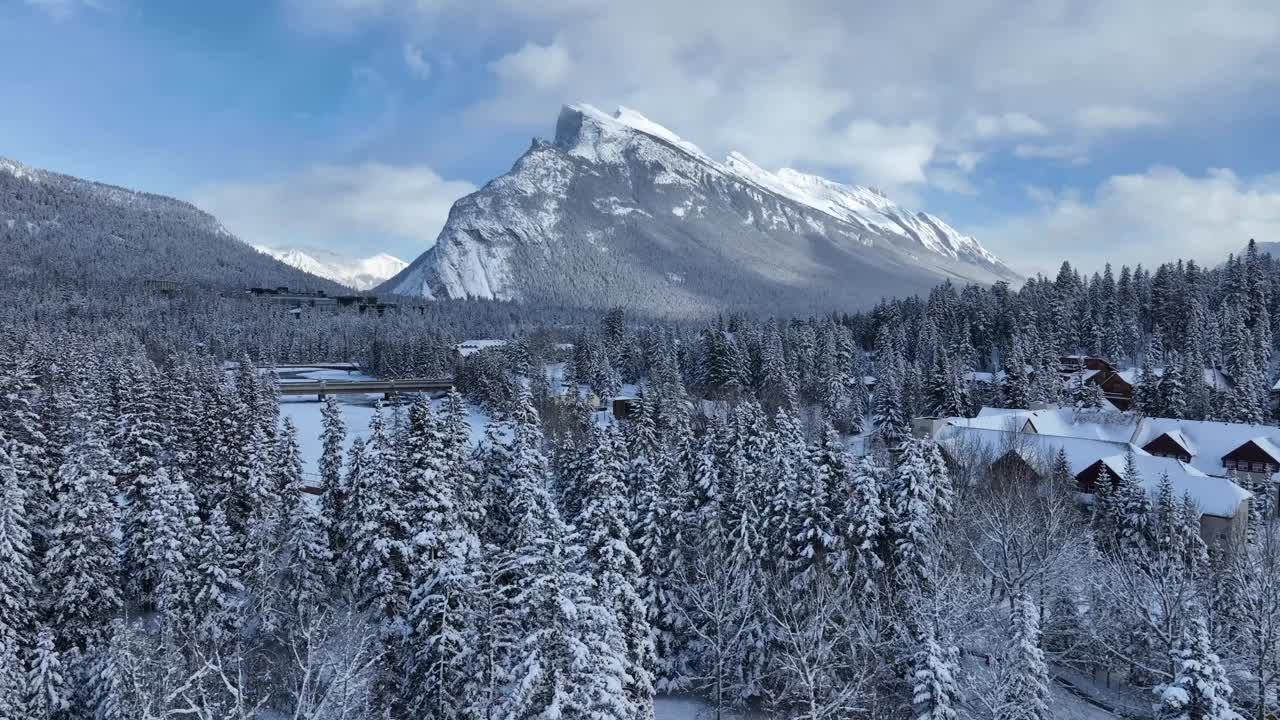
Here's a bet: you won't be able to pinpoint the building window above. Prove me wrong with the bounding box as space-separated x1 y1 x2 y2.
1254 462 1267 473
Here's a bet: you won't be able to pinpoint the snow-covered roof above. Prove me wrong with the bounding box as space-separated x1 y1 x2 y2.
455 339 508 357
934 425 1142 476
967 410 1280 478
1160 429 1197 456
1249 436 1280 463
1063 368 1100 383
965 370 1007 384
1131 418 1280 476
1094 454 1251 519
959 408 1133 443
1115 366 1231 390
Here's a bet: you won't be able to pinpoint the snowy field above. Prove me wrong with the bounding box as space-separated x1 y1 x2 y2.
653 688 1119 720
275 367 490 483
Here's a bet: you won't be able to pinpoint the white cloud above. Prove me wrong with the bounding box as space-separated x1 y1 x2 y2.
1013 143 1088 164
287 0 1280 191
189 163 476 258
1073 105 1167 131
973 112 1049 139
402 43 431 78
978 166 1280 274
824 120 939 186
489 41 573 90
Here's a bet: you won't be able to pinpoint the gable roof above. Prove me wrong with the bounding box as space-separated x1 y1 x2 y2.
1116 367 1232 390
935 425 1142 476
1145 429 1196 457
963 408 1280 479
1226 436 1280 464
1132 417 1280 477
1094 453 1251 519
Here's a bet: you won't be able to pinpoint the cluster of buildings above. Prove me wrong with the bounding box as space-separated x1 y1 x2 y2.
917 406 1277 542
1058 355 1234 411
245 287 422 317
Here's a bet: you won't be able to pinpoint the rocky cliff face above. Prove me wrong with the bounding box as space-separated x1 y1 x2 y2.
382 104 1018 317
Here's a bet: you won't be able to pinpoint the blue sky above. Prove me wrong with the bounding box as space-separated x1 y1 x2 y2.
5 0 1280 276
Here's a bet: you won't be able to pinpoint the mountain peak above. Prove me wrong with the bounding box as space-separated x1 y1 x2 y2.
256 246 407 291
557 103 711 162
384 103 1017 316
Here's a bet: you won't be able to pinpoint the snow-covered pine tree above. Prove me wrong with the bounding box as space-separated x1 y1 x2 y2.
995 595 1052 720
1161 354 1189 419
1116 451 1152 555
0 632 25 719
688 433 725 549
403 394 446 531
909 625 961 720
845 454 887 589
43 423 122 654
333 436 367 591
192 503 245 647
890 438 952 588
926 349 966 418
144 467 200 625
441 388 483 532
1002 331 1033 410
25 625 69 720
1177 493 1209 573
402 420 482 720
1134 339 1162 416
317 395 349 557
576 424 656 719
1155 615 1239 720
759 319 797 412
0 346 48 556
0 449 33 651
116 362 167 603
279 484 333 622
350 404 411 628
497 434 631 720
786 426 843 586
634 439 685 692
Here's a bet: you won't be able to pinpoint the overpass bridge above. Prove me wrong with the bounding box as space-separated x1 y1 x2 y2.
278 377 454 401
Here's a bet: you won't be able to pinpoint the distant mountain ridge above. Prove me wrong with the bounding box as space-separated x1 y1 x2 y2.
0 156 342 292
254 246 408 291
382 104 1018 317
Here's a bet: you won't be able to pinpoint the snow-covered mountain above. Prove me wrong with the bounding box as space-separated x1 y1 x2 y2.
381 104 1019 317
254 246 408 291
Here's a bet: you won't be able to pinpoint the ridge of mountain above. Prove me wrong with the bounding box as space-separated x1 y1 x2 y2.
371 103 1020 316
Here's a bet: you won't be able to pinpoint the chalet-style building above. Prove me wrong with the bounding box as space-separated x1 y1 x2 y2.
1057 355 1233 410
930 408 1264 542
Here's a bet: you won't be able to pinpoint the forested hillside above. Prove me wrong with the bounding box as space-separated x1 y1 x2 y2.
0 157 343 293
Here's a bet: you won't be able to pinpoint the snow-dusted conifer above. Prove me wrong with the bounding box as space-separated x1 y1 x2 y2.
890 438 952 586
44 424 122 653
25 626 69 720
1155 615 1239 720
145 467 200 623
317 396 348 554
845 454 887 587
192 504 244 646
577 424 656 719
910 626 961 720
0 450 33 649
995 596 1052 720
403 420 481 720
350 404 411 626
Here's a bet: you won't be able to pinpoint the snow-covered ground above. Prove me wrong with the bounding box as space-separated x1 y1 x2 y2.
276 367 489 484
654 689 1118 720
